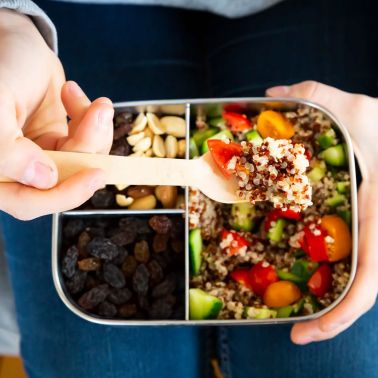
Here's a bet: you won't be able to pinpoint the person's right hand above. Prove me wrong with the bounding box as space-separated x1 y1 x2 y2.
0 10 114 220
266 81 378 344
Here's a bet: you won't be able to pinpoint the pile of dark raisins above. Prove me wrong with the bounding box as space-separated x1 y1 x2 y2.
61 215 185 320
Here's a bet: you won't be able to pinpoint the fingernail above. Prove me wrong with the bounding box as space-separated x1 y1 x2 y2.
67 81 85 98
89 175 106 192
98 107 114 129
22 161 57 188
266 85 290 97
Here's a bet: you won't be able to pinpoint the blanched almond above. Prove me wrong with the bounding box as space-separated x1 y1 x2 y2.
114 184 129 191
144 126 154 139
177 139 186 158
160 116 186 138
152 135 166 158
146 113 165 135
130 113 147 134
145 148 153 157
115 194 134 207
127 132 145 146
165 135 178 158
128 194 157 210
133 137 151 152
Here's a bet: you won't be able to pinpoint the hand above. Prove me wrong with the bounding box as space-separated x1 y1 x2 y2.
267 81 378 344
0 10 114 220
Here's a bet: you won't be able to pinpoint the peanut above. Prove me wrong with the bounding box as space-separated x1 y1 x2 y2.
127 132 145 146
177 139 186 158
165 135 178 158
146 112 165 135
130 113 147 134
133 137 151 152
152 135 166 158
128 194 157 210
160 116 186 138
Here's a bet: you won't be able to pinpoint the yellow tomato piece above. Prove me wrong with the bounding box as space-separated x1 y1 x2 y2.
263 281 301 308
321 215 352 262
257 110 295 139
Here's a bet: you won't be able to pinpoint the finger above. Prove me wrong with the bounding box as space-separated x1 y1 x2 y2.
61 81 91 122
0 168 105 220
59 99 114 154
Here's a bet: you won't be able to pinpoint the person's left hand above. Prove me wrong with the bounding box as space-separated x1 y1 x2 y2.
266 81 378 345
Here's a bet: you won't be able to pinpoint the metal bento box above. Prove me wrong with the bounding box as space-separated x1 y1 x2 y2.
52 98 358 325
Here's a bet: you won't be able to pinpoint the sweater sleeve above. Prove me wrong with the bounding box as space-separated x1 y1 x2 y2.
0 0 57 53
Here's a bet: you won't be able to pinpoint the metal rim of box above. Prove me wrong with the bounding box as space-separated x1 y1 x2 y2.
51 97 358 325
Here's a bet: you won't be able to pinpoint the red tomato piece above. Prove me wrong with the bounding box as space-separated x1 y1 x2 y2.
304 148 312 161
302 224 329 262
207 139 243 178
249 261 279 296
307 264 332 297
264 209 302 231
223 103 247 113
222 111 252 132
220 228 250 256
230 269 253 289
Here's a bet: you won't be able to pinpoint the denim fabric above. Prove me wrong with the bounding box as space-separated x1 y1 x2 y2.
2 0 378 377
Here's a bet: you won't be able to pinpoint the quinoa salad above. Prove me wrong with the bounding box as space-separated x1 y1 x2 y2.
188 105 352 320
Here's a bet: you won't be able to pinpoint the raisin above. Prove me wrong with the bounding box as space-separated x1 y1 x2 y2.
170 238 183 254
152 233 169 253
77 231 91 257
98 301 117 317
87 237 119 260
91 189 114 208
134 218 153 235
138 295 149 311
111 246 128 265
108 288 133 305
64 219 84 239
78 284 110 310
62 245 78 278
127 186 155 199
134 240 150 263
118 303 137 318
147 260 164 286
118 217 138 234
148 216 172 234
151 274 176 298
113 122 132 140
149 298 173 319
122 256 137 278
103 263 126 289
110 141 131 156
66 270 87 294
154 253 170 270
78 257 101 271
115 112 133 125
111 230 136 246
84 275 100 291
132 264 149 296
87 226 105 238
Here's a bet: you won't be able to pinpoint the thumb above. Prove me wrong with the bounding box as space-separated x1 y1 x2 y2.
0 137 58 189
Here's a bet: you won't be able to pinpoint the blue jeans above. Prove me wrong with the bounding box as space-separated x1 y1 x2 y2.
2 0 378 377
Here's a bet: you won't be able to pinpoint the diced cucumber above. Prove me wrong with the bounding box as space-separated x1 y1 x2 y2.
209 117 225 127
276 305 293 318
291 260 319 282
303 295 320 313
325 194 346 207
205 104 223 118
336 181 350 194
192 127 219 148
229 203 256 232
189 289 223 320
244 307 277 319
189 138 199 159
308 165 326 183
189 229 202 276
277 270 305 284
322 144 347 167
292 298 305 315
245 130 263 145
317 129 336 149
337 209 352 227
201 129 234 154
267 219 286 243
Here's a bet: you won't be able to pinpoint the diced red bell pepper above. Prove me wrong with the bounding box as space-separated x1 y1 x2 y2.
207 139 243 178
220 228 250 256
304 148 312 161
230 269 253 289
264 209 302 231
307 264 332 297
249 261 279 296
223 103 247 113
301 224 329 262
222 111 252 132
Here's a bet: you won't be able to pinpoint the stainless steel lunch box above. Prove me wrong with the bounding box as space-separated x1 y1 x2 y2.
52 98 358 325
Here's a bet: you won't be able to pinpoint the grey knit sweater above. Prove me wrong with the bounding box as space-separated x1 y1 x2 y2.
0 0 283 52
